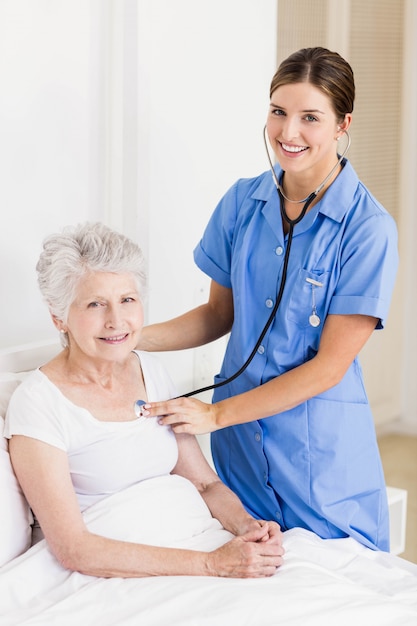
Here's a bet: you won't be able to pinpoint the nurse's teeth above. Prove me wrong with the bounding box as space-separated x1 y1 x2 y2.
282 144 307 153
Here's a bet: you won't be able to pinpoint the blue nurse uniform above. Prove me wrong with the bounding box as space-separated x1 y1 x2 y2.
194 159 398 551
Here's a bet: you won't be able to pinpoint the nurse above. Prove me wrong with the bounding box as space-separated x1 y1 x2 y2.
138 47 398 551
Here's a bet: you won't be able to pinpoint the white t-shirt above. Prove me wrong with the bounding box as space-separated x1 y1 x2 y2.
5 351 179 512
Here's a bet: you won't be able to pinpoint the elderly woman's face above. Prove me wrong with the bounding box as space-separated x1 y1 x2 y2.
64 271 143 361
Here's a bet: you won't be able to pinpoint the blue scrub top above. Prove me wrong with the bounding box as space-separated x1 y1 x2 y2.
194 159 398 551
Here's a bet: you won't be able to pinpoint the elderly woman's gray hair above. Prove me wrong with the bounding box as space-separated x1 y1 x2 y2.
36 222 147 334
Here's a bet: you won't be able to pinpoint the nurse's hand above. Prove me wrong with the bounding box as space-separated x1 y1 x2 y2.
141 397 219 434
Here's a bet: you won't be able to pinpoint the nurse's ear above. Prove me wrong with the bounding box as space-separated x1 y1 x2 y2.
335 113 352 140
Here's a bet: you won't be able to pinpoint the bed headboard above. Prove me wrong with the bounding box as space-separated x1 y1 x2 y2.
0 340 61 373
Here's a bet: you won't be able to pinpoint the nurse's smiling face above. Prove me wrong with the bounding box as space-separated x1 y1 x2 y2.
266 82 350 185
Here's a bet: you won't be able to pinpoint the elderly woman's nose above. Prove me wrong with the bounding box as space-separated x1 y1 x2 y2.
104 305 122 327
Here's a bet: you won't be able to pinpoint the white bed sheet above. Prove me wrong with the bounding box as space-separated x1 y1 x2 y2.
1 474 416 626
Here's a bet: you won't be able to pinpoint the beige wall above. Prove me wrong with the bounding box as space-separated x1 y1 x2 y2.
277 0 417 434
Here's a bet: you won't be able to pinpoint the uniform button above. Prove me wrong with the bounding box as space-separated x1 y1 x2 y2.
275 246 284 256
254 432 261 442
265 298 274 308
263 472 267 480
257 345 265 355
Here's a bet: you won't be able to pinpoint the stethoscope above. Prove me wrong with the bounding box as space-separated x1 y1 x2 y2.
135 127 351 415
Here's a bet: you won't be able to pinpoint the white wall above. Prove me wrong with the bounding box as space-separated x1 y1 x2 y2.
0 0 105 347
0 0 277 395
135 0 277 392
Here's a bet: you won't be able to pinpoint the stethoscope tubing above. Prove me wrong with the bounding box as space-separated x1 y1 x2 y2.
180 192 315 399
178 129 351 399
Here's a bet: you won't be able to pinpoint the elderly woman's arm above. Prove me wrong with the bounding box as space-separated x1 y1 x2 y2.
173 433 283 545
9 436 283 579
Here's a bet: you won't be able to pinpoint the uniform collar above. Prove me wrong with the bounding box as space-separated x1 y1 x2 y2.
254 159 359 224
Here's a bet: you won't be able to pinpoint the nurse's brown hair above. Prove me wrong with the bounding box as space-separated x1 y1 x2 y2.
270 47 355 123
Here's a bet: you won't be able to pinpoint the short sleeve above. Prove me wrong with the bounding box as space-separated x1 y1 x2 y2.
4 372 67 450
193 181 241 288
329 196 398 329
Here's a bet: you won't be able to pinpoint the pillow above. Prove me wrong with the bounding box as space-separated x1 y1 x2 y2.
0 374 33 567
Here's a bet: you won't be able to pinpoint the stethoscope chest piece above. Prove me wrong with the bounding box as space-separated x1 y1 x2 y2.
134 399 146 418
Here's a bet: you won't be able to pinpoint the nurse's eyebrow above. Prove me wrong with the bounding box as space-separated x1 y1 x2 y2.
301 108 326 115
269 103 326 115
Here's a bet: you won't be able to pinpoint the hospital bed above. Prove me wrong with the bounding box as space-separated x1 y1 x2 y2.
1 341 416 626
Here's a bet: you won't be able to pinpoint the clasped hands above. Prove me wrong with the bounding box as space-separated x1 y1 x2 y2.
208 518 284 578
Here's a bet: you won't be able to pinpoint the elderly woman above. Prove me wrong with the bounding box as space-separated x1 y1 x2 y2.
5 222 283 579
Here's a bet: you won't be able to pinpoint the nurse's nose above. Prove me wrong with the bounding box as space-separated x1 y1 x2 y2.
281 116 300 142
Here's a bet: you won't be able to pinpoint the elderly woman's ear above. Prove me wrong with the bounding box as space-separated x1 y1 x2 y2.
51 314 66 333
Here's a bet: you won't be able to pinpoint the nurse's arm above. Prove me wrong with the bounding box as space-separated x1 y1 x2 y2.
145 313 378 434
137 280 233 351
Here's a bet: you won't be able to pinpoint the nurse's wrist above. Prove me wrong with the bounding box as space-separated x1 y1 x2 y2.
213 401 231 430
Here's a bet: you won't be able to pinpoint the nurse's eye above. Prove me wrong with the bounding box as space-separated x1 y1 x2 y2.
304 114 318 122
271 107 286 117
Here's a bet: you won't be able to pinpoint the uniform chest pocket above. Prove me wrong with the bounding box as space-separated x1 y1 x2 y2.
286 269 329 329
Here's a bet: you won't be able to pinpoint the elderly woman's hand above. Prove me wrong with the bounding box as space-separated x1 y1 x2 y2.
141 397 219 435
206 526 284 578
237 519 283 545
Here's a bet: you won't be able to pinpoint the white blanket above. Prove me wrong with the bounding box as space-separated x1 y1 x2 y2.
1 474 416 626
